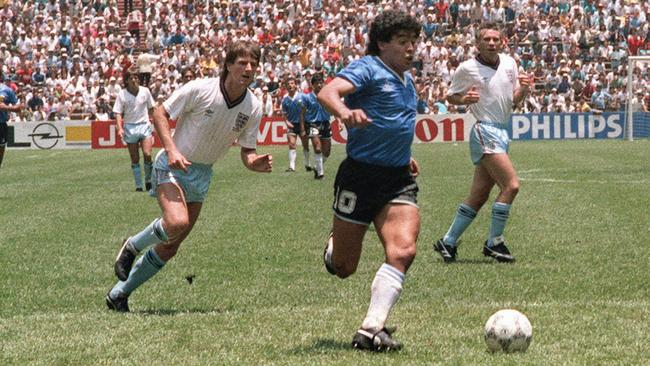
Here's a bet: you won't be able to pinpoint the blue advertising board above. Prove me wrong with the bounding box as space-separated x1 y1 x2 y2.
510 112 650 140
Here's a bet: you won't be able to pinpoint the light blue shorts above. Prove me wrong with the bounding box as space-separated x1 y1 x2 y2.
150 150 214 203
123 122 153 144
469 121 510 165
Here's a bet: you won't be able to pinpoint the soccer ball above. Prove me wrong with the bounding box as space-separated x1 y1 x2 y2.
484 309 532 353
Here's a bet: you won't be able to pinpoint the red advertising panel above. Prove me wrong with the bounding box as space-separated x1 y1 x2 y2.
91 120 176 149
92 115 476 148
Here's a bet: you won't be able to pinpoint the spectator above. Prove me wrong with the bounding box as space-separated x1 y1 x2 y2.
135 52 160 87
0 0 643 120
260 86 273 117
591 84 612 111
126 8 143 45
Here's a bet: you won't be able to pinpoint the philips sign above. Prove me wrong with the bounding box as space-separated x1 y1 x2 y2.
510 113 624 140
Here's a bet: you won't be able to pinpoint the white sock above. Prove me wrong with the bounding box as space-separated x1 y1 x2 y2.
315 153 323 175
288 149 296 170
361 263 404 332
303 149 310 167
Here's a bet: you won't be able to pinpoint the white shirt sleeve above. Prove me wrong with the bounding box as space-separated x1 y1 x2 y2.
112 92 123 114
447 62 474 95
162 82 196 121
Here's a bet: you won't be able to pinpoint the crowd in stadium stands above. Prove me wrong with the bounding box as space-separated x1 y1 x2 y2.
1 0 649 123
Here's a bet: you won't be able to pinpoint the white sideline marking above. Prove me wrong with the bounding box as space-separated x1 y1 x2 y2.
518 169 544 174
520 178 649 184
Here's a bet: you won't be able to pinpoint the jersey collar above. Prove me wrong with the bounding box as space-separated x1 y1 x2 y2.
220 77 247 109
373 56 409 86
476 54 500 70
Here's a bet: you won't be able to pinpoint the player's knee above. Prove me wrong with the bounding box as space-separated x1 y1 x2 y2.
164 216 190 236
396 245 417 265
505 180 520 197
388 243 417 269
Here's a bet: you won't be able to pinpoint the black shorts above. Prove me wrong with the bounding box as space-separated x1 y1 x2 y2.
332 158 418 225
0 123 7 146
288 122 301 135
307 120 331 139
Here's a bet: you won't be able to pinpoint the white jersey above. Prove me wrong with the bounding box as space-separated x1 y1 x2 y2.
448 53 519 126
112 86 155 124
163 77 262 165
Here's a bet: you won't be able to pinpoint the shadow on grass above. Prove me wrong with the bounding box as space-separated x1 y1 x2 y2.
433 258 498 265
289 338 352 354
455 258 502 265
136 308 224 316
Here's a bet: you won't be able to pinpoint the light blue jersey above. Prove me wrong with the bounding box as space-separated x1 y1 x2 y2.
0 84 18 124
338 56 417 167
281 92 303 124
301 92 330 123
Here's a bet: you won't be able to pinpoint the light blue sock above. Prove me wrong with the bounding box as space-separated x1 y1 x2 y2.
130 218 169 252
144 161 153 184
110 248 166 297
487 202 511 247
443 203 477 246
131 163 143 189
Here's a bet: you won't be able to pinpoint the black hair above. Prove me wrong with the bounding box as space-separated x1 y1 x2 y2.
311 73 324 84
366 10 421 56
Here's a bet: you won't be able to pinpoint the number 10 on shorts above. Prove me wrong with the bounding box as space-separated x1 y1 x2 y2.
336 189 357 214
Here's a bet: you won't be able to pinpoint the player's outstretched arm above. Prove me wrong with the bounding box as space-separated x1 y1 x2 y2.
0 102 23 112
241 147 273 173
318 77 372 129
447 86 480 105
513 73 532 106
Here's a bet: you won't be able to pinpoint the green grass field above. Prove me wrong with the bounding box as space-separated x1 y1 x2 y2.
1 140 649 365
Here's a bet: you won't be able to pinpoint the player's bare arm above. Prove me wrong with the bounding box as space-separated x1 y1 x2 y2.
447 86 480 105
115 113 124 139
241 147 273 173
0 102 23 112
409 158 420 178
318 77 372 129
152 104 191 172
513 73 532 105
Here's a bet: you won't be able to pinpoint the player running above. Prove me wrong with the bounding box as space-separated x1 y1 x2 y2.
106 41 273 312
317 10 421 352
434 22 532 263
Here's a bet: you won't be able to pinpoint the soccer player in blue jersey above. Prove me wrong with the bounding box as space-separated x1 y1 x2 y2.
300 73 331 180
317 10 421 352
0 75 24 170
433 23 532 263
281 78 311 172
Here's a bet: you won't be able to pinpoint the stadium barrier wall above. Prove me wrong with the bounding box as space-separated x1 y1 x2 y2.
5 112 644 150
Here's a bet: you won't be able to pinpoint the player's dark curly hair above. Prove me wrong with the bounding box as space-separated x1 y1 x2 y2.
221 40 261 80
311 73 324 84
366 10 421 56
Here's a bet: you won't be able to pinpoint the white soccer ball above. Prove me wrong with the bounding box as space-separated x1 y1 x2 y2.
484 309 533 353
